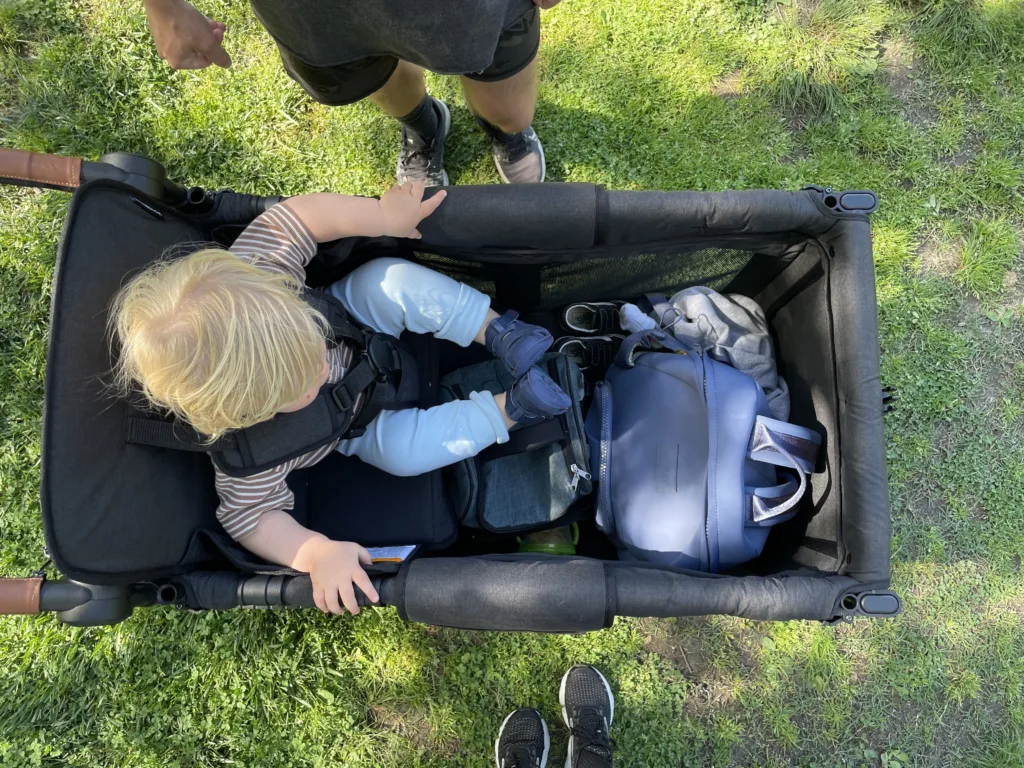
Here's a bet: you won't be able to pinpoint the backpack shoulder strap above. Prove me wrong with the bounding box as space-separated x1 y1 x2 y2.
613 329 689 368
749 415 821 473
744 417 823 525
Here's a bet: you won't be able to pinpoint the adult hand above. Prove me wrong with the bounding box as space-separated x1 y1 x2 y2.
378 182 447 239
306 539 379 615
144 0 232 70
533 0 563 8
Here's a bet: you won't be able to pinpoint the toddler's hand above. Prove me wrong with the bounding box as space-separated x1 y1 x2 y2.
307 539 379 615
378 182 447 239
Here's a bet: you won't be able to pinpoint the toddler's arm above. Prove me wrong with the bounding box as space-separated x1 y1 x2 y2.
244 510 379 615
283 182 446 243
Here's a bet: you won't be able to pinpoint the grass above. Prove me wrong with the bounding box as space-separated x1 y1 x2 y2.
2 0 1024 765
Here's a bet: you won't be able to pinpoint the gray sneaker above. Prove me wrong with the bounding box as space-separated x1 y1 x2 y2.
396 98 451 186
560 665 614 768
491 126 546 184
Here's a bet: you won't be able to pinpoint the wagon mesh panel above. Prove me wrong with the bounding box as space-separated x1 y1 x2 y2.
415 247 758 309
539 248 754 306
409 252 497 297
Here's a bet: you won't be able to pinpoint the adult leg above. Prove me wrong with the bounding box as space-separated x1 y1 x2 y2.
368 59 428 119
461 57 538 135
274 45 449 184
370 61 453 186
460 8 545 183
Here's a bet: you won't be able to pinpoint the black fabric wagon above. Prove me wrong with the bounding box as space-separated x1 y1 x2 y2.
0 148 899 630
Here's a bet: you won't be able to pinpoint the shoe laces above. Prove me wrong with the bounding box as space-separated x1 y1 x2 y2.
499 130 531 164
400 134 439 171
501 744 540 768
571 709 613 759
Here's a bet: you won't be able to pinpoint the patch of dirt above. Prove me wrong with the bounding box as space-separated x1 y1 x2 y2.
785 106 812 135
881 38 938 128
781 0 822 26
979 366 1011 411
917 233 961 277
712 69 745 99
684 676 741 718
642 618 758 718
906 491 948 524
641 617 713 678
945 146 976 169
367 702 459 754
936 131 982 170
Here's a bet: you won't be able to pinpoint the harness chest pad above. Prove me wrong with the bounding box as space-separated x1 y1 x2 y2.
125 282 419 478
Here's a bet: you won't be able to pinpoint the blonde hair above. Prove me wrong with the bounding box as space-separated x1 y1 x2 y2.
110 247 328 439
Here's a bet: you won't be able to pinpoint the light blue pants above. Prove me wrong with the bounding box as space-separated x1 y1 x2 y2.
329 258 510 477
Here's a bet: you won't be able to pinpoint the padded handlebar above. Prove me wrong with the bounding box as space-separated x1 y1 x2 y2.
0 577 43 615
0 148 82 191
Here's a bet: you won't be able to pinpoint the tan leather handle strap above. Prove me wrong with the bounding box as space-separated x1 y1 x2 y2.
0 577 43 615
0 148 82 190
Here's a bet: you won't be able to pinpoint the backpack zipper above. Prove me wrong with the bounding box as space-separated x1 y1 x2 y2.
557 355 591 495
570 463 592 493
701 353 712 572
595 381 614 532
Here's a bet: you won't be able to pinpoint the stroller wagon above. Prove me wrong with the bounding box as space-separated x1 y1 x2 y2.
0 148 899 630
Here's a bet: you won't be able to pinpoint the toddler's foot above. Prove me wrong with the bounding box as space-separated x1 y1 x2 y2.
486 310 553 378
505 367 571 423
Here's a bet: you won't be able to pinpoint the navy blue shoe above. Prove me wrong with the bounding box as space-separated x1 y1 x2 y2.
486 310 553 378
505 367 571 423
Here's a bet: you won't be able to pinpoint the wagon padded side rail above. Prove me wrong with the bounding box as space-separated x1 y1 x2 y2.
0 557 901 629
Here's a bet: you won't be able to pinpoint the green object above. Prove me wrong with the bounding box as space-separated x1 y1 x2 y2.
517 524 579 556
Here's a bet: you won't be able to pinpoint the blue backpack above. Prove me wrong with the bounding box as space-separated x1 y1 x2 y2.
585 330 821 572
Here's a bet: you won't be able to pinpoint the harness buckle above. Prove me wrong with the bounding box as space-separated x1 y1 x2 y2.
365 334 400 375
332 385 355 410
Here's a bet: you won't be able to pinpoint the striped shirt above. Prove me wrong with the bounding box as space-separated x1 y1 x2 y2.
215 204 356 541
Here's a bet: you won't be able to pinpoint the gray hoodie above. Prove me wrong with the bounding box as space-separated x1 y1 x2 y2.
621 287 791 421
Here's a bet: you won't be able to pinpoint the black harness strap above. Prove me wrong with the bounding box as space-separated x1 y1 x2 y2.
125 417 236 452
476 418 567 462
331 359 378 410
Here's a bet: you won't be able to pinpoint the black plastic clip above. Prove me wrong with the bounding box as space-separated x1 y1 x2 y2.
827 589 902 625
883 387 897 414
803 185 879 215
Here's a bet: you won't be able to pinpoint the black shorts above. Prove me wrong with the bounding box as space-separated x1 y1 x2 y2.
278 7 540 106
